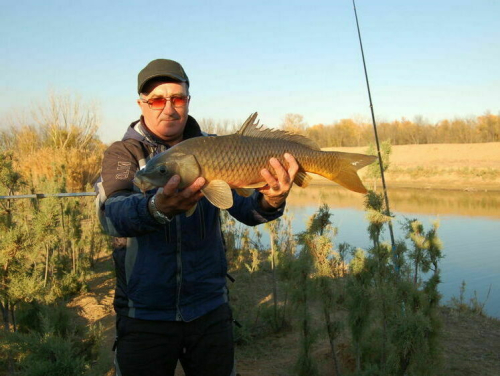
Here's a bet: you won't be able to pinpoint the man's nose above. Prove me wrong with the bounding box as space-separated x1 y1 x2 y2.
161 99 177 115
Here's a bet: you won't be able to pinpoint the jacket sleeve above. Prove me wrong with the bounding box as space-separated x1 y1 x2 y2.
95 141 162 237
227 190 285 226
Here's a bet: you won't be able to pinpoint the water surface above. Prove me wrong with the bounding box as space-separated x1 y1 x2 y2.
283 184 500 318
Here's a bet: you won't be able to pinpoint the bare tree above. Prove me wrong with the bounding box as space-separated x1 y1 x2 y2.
33 91 101 150
198 118 240 135
280 113 307 133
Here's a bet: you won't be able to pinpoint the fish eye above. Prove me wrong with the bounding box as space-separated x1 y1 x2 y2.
159 166 167 174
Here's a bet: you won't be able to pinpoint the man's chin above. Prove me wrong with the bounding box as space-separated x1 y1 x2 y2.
159 119 183 128
157 124 185 142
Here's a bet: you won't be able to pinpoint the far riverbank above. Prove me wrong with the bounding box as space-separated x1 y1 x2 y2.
321 142 500 192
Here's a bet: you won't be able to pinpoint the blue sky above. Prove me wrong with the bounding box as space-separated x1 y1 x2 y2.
1 0 499 144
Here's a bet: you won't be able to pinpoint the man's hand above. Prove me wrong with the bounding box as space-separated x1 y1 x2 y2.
258 153 299 210
154 175 205 218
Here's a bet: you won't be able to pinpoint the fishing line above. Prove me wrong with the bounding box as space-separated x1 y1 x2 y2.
0 192 97 200
351 0 398 269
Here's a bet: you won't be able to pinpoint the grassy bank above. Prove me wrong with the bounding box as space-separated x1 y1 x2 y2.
71 256 500 376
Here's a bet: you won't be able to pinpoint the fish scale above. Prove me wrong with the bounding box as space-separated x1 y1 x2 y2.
194 136 312 186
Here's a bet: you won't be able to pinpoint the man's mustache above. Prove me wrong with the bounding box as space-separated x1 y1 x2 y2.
160 115 181 121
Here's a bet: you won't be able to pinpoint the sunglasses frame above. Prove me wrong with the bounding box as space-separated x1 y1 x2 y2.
140 95 190 110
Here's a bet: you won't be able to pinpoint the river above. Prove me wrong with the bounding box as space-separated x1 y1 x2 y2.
280 184 500 318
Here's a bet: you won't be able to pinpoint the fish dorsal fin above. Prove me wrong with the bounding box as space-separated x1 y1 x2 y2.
235 188 254 197
237 112 320 151
201 180 234 209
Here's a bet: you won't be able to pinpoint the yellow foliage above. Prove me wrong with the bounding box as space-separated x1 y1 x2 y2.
16 145 105 192
2 92 106 193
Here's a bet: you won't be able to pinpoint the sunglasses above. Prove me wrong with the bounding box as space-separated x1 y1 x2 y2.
140 95 190 110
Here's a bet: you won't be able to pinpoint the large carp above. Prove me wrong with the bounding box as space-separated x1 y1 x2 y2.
134 113 376 215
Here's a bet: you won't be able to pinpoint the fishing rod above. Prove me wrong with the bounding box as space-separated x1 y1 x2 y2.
351 0 398 267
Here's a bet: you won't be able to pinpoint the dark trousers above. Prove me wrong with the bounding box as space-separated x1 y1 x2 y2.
115 304 234 376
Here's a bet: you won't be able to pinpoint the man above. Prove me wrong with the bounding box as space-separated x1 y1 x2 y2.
96 58 298 376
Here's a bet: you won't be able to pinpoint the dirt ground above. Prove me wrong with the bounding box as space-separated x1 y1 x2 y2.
235 307 500 376
69 254 500 376
66 257 116 376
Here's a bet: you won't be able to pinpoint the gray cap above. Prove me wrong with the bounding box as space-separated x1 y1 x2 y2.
137 59 189 94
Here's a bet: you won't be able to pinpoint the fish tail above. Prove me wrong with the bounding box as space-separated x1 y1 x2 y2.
316 152 376 194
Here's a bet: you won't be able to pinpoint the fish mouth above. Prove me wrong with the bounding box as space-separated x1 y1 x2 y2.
133 176 155 193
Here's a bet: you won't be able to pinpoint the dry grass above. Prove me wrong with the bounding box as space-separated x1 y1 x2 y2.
441 307 500 376
322 142 500 191
325 142 500 169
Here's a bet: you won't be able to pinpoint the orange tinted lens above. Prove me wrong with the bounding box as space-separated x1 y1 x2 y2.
172 96 188 107
149 98 166 109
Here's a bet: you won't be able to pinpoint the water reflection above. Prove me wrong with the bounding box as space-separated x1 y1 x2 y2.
284 183 500 318
288 183 500 219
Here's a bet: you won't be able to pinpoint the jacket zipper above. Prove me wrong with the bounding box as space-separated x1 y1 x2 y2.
175 216 183 321
164 221 171 243
199 201 206 239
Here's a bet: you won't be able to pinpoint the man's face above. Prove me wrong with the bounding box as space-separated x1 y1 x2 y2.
137 81 190 145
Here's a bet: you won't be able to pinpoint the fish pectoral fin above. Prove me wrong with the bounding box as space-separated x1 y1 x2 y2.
293 170 312 188
235 188 255 197
185 203 197 217
201 180 234 209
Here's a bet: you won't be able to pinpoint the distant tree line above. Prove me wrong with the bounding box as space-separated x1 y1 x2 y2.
301 113 500 147
201 112 500 147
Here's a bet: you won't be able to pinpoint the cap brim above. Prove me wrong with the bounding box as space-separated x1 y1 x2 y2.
138 73 188 94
